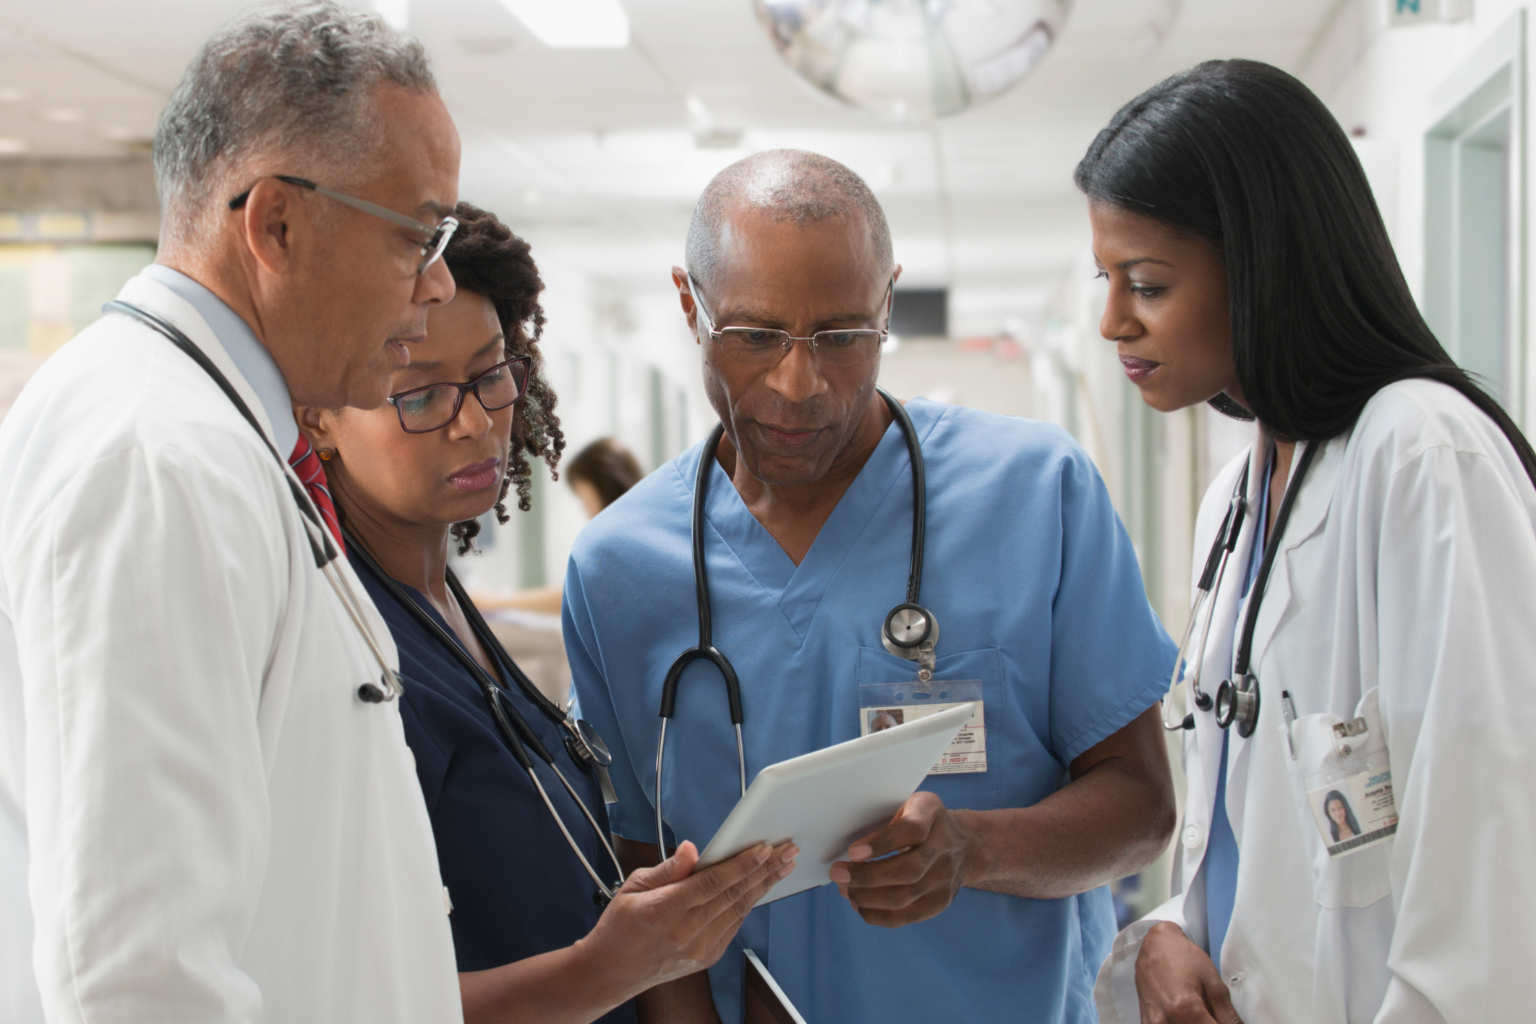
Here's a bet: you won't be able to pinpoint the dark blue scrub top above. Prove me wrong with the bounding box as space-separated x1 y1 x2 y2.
352 552 637 1024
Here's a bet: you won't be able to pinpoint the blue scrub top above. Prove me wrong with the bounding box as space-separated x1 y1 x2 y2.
564 400 1175 1024
351 551 637 1024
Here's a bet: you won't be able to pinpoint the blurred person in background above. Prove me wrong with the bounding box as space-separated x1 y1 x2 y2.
475 435 646 618
0 2 467 1020
567 436 645 519
296 202 794 1024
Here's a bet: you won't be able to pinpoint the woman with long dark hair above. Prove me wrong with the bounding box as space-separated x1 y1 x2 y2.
1078 59 1536 1022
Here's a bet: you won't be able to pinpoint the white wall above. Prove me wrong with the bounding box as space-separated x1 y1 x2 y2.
1303 0 1534 427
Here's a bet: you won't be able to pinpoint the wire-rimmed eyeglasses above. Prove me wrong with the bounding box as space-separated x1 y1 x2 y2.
687 272 894 369
386 356 532 433
228 174 459 276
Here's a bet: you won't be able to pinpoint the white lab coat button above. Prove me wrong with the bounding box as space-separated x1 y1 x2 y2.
1182 824 1205 849
443 886 453 916
1228 972 1245 987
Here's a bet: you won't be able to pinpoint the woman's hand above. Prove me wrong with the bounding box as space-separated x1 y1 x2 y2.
578 839 796 994
1134 921 1242 1024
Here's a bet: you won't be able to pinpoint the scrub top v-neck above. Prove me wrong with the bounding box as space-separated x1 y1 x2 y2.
350 550 636 1024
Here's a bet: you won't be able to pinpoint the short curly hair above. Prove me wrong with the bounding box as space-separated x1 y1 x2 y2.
443 202 565 553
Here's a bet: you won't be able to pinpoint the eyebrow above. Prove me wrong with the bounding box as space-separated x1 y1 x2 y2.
1112 257 1175 271
415 199 456 220
720 306 881 328
403 333 505 374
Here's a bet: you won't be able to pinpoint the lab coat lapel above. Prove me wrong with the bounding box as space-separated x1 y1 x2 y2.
114 269 283 455
1226 436 1339 827
1244 437 1339 677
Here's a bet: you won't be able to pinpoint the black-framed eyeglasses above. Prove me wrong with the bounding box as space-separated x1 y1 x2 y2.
687 272 894 370
229 174 459 276
386 356 531 433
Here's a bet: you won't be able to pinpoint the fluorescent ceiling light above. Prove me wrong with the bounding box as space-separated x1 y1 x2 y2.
500 0 630 48
0 138 27 155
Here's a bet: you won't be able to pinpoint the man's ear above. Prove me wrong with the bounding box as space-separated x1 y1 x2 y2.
671 266 699 340
294 403 338 449
239 178 296 276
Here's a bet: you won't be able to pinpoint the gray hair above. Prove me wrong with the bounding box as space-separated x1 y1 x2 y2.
684 149 894 294
153 0 436 244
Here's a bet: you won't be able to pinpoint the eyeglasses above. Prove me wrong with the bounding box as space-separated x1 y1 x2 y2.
386 356 531 433
228 174 459 276
687 273 894 370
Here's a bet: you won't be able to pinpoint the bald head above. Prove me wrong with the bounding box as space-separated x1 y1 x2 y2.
685 149 893 295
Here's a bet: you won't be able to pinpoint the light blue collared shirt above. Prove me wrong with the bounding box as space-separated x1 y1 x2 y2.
143 264 298 456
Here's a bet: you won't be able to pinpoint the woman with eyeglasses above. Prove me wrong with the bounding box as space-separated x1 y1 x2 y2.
296 202 795 1024
1078 60 1536 1023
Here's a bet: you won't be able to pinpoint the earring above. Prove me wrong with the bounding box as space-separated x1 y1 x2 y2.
317 447 337 462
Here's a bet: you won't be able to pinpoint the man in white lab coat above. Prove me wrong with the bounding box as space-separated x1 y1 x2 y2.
0 3 465 1020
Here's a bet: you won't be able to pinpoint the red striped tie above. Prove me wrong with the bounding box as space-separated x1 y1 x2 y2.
289 437 345 554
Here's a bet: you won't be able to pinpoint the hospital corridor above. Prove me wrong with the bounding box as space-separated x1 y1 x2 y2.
2 1 1533 1021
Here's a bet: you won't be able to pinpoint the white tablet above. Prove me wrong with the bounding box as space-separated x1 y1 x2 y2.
697 701 974 906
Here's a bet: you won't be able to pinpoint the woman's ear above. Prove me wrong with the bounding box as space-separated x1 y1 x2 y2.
294 404 338 449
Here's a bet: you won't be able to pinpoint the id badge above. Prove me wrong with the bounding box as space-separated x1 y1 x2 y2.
858 679 985 775
1291 688 1398 857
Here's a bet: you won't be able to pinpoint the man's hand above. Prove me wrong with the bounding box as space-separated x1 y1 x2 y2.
828 791 973 927
1134 921 1242 1024
580 840 795 991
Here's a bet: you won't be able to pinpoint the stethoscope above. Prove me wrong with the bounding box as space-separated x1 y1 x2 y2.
346 535 625 905
103 299 405 705
652 389 936 853
1163 439 1320 737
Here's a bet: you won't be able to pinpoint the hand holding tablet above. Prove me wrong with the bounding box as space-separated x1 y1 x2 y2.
697 702 975 906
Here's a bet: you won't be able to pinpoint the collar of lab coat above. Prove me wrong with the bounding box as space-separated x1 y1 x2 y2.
1242 426 1343 679
113 267 284 456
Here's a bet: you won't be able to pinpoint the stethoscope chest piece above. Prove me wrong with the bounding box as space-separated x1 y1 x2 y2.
563 716 614 770
1214 673 1260 737
882 601 939 681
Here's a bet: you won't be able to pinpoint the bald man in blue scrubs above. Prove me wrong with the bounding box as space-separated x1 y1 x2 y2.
564 149 1178 1024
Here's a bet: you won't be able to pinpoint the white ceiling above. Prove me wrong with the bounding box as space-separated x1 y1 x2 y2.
0 0 1344 332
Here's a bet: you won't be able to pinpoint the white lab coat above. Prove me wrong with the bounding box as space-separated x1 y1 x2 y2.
1096 378 1536 1022
0 270 462 1022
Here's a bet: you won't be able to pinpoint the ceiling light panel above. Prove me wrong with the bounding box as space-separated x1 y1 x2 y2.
499 0 630 48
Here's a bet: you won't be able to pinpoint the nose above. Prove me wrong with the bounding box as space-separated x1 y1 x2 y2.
761 338 828 404
414 254 457 307
447 389 494 439
1098 284 1140 344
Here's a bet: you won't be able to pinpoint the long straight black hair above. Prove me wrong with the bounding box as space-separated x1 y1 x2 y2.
1074 58 1536 487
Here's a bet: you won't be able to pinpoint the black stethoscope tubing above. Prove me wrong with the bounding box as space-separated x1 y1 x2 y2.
653 389 930 853
1170 439 1321 736
102 299 403 703
345 531 625 903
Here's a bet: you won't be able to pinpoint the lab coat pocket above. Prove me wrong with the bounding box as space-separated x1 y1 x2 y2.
1285 687 1397 909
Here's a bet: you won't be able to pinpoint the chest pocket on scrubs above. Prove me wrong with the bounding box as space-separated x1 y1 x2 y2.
856 646 1034 808
1286 686 1397 909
